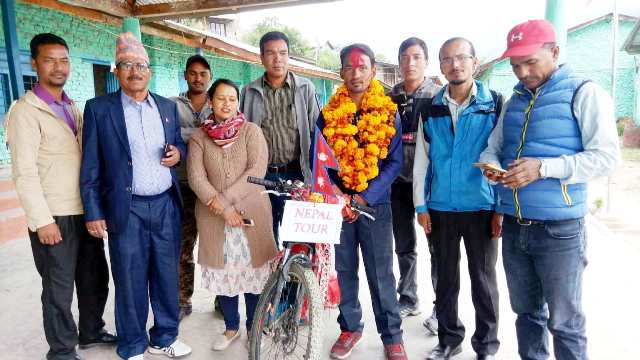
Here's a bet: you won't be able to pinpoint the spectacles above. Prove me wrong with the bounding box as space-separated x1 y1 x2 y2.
117 62 150 72
440 54 474 66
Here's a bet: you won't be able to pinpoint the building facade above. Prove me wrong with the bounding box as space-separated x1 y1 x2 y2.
478 14 638 124
0 2 337 165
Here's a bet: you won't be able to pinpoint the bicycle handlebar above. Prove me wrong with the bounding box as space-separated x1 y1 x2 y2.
248 176 376 219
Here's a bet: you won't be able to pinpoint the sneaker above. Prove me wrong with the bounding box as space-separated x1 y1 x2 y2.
329 331 363 359
127 355 144 360
147 339 192 358
384 343 408 360
399 304 421 318
423 309 438 336
212 330 240 351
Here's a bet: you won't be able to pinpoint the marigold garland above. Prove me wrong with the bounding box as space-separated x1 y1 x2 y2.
322 79 397 192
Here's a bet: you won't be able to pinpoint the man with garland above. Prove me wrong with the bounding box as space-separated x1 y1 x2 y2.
314 43 406 360
414 37 502 360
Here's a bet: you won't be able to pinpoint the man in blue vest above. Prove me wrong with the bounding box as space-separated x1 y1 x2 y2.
480 20 620 360
414 37 502 360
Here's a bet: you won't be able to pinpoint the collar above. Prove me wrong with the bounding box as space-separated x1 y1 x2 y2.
262 71 293 90
121 90 155 109
443 81 477 106
33 83 72 105
391 77 430 97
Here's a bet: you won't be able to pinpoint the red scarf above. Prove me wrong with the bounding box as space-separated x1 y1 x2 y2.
201 112 246 148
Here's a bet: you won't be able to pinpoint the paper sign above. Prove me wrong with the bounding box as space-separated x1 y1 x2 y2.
279 200 344 244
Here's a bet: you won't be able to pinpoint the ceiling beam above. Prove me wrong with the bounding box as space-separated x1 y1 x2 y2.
135 0 338 21
57 0 132 17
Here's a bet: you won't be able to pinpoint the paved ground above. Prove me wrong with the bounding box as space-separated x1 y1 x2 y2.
2 161 640 360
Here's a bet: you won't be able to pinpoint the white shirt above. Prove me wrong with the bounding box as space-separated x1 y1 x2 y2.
442 82 477 131
479 81 621 185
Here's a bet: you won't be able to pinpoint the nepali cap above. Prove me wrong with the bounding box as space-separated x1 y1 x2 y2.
115 32 149 65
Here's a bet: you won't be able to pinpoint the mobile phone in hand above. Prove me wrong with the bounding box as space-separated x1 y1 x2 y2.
242 218 255 227
163 143 172 158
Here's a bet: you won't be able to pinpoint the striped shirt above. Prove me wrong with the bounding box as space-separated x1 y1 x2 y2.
260 73 299 165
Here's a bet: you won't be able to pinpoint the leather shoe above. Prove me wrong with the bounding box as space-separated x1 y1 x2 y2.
426 344 462 360
78 329 117 349
477 355 495 360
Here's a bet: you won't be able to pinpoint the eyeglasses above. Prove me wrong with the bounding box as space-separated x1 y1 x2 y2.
440 54 474 66
117 62 150 72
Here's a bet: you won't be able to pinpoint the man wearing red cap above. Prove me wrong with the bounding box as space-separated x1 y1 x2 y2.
480 20 620 360
80 32 191 360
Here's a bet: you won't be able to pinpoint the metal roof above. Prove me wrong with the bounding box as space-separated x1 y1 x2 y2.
58 0 340 21
623 19 640 55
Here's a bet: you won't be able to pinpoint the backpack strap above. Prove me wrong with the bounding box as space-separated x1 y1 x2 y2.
490 89 503 121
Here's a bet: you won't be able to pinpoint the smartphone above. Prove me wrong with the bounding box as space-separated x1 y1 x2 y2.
473 162 507 175
242 218 255 227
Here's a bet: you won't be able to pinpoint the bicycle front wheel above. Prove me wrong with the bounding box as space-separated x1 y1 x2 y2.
249 262 323 360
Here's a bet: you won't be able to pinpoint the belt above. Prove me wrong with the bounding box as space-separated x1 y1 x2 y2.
505 214 545 226
267 161 301 174
132 189 170 202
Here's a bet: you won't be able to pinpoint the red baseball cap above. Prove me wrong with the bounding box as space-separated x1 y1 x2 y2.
500 19 557 59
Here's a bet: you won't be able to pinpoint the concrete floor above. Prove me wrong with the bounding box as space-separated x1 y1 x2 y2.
1 215 639 360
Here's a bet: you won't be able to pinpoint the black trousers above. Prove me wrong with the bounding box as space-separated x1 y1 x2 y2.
29 215 110 360
430 210 499 355
390 181 419 307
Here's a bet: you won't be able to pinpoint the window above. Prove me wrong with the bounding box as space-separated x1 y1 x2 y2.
0 74 10 116
93 64 118 96
23 75 37 91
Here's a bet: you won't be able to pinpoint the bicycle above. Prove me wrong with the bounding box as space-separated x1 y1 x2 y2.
246 176 374 360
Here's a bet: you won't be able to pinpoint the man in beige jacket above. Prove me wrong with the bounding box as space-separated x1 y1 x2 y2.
5 33 114 360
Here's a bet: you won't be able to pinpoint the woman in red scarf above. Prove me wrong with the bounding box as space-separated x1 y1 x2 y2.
187 79 277 350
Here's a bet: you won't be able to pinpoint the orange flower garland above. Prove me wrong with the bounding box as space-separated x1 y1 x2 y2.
322 79 397 192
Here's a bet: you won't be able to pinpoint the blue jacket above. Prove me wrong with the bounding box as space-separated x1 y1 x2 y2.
416 81 499 213
80 90 186 233
497 65 588 220
313 112 403 206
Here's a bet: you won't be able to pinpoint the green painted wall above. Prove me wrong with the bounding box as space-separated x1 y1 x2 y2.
479 17 638 123
0 3 336 165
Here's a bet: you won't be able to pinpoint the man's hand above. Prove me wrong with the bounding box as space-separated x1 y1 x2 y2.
207 197 225 215
417 212 432 234
352 194 368 207
86 220 107 239
483 169 504 183
502 158 542 189
491 212 503 240
223 210 243 227
37 222 62 245
160 145 180 167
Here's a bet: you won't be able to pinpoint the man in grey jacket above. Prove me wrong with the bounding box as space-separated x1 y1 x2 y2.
239 31 320 241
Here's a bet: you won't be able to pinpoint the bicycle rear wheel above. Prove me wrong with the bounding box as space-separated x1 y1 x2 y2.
249 262 323 360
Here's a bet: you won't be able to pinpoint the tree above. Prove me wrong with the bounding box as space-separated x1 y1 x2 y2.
243 17 313 58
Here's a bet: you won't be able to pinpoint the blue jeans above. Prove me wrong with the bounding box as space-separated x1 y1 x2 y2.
218 294 260 331
265 170 304 244
502 215 588 360
335 203 403 345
